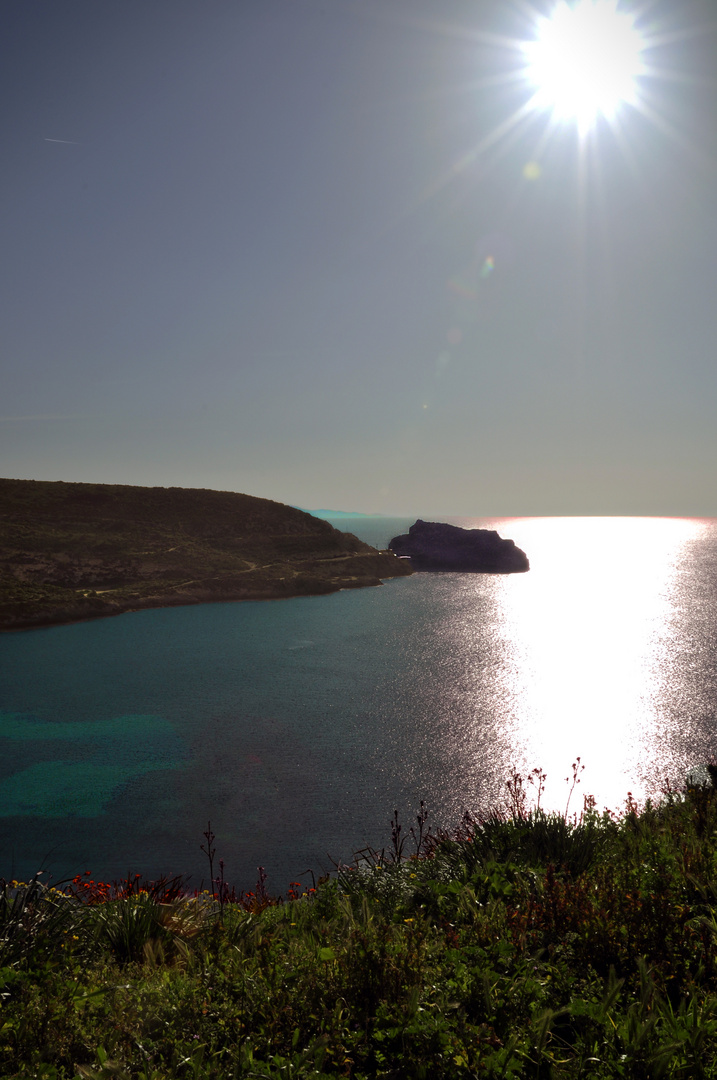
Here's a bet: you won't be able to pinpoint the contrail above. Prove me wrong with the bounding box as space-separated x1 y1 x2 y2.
44 137 79 144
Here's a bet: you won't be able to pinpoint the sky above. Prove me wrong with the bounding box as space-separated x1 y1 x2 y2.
2 0 716 516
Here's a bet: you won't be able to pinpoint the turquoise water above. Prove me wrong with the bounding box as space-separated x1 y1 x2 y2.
2 516 717 891
0 714 183 817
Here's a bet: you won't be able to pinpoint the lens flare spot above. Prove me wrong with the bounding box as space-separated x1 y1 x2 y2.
480 255 495 279
523 160 542 180
447 327 463 345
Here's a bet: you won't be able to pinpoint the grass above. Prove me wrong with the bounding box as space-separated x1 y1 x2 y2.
4 769 717 1077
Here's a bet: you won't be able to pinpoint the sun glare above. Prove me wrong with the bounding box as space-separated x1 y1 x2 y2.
524 0 645 130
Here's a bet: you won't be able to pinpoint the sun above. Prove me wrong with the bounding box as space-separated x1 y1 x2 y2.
524 0 645 131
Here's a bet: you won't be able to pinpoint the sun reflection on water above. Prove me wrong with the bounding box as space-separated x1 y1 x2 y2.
451 516 710 813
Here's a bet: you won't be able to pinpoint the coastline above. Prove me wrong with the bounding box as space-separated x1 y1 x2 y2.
1 552 410 632
0 478 413 632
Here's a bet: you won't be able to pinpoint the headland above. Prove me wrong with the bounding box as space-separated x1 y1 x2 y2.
0 479 413 631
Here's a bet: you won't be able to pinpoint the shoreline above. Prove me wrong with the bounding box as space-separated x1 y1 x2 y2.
1 554 411 633
0 478 413 632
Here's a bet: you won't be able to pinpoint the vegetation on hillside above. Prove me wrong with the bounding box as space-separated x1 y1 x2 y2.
0 480 412 630
4 767 717 1077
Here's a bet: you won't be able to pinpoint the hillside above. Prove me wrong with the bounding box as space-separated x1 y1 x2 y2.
0 479 412 631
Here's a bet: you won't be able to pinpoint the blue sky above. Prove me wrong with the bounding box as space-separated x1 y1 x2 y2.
2 0 716 515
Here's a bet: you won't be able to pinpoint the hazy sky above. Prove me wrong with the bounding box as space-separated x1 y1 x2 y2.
2 0 716 515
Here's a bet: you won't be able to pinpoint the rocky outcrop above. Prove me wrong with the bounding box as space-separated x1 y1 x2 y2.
388 519 529 574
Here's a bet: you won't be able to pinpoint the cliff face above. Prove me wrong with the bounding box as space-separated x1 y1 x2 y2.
0 479 412 630
388 519 529 574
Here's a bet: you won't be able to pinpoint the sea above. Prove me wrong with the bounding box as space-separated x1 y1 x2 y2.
1 515 717 894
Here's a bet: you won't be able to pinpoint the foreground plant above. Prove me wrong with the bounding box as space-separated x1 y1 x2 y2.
4 767 717 1077
0 874 83 968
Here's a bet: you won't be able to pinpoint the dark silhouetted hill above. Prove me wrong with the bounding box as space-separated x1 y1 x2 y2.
0 479 412 630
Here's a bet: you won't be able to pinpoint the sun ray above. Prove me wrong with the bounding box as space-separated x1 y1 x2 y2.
599 110 646 184
409 96 538 210
629 93 713 167
523 112 565 169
